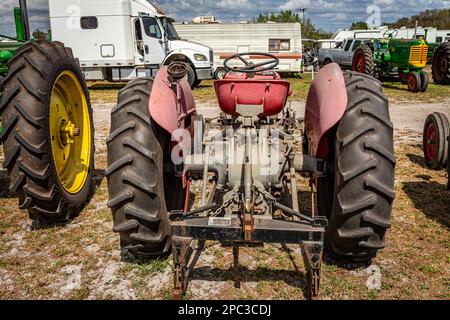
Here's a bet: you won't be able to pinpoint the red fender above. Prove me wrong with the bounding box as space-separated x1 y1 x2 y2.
304 63 348 158
149 66 197 136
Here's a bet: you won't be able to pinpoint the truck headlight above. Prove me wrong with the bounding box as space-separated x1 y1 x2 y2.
194 54 208 62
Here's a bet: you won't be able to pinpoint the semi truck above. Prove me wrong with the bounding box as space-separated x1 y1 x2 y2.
49 0 214 88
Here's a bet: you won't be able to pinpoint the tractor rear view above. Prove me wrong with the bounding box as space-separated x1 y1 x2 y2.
352 29 430 92
107 52 396 299
1 0 95 227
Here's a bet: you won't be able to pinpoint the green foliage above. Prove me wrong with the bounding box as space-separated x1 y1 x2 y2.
254 11 332 40
32 29 48 40
351 22 369 30
386 8 450 29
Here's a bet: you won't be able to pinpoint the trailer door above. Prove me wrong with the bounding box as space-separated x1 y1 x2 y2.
140 16 166 65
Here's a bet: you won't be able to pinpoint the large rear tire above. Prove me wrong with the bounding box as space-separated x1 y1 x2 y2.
318 71 395 262
432 42 450 85
106 77 185 258
0 40 95 224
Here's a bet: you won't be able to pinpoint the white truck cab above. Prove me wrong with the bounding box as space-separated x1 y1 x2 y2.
49 0 213 88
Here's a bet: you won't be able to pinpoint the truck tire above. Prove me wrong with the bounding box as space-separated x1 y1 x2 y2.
0 40 95 225
352 45 374 76
106 77 185 258
185 64 197 89
215 68 228 79
318 71 395 262
423 112 449 170
432 42 450 85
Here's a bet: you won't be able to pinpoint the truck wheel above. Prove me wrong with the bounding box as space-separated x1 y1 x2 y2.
107 77 185 258
215 68 228 79
423 112 449 170
0 40 95 225
420 71 429 92
318 71 395 262
407 71 421 93
432 42 450 85
352 45 374 76
185 64 197 89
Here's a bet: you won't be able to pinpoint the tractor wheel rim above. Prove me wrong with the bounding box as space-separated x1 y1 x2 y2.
357 54 365 73
426 123 438 160
50 70 91 194
217 70 227 79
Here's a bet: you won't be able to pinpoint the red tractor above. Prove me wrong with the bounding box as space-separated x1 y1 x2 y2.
106 53 395 299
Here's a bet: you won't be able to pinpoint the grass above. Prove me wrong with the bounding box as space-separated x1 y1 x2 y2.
0 94 449 299
88 70 450 105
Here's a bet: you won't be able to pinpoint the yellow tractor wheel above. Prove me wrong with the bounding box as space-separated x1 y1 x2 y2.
0 40 95 225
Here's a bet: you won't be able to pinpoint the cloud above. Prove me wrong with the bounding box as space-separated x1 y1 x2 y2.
279 0 311 10
0 0 448 37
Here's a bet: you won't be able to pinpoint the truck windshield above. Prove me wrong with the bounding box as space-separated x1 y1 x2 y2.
160 18 180 40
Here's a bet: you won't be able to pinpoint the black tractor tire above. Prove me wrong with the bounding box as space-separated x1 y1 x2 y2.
398 70 408 84
0 40 95 224
423 112 449 170
352 45 374 76
432 42 450 85
317 71 395 263
420 71 429 92
106 77 185 258
448 135 450 190
407 71 421 93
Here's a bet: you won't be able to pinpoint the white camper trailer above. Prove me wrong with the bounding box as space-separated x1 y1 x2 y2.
174 23 302 78
49 0 214 87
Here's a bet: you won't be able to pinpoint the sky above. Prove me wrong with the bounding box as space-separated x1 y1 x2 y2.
0 0 449 38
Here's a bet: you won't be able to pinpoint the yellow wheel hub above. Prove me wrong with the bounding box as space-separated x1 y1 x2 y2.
50 71 91 194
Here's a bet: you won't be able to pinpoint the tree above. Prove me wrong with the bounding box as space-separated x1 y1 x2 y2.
351 22 369 30
254 11 332 39
386 9 450 29
32 29 48 40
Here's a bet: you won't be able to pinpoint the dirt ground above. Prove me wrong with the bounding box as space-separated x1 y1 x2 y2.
0 94 449 300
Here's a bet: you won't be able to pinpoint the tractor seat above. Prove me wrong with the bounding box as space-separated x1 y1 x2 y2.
214 78 292 118
224 71 282 80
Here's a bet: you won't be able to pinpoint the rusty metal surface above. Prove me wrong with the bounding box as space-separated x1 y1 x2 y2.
304 63 348 158
148 65 196 135
171 217 324 243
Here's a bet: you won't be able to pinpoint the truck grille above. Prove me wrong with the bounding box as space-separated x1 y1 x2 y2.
409 44 428 68
209 50 214 63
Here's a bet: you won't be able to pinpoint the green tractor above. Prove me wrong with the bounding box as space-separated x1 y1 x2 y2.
352 29 430 93
0 0 95 227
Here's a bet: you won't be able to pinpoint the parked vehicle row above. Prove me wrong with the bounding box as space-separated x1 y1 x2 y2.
49 0 214 88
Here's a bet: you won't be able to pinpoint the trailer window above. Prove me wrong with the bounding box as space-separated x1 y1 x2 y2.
142 17 162 39
80 17 98 30
269 39 291 52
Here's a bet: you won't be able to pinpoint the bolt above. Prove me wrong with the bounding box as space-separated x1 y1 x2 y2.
72 128 81 137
